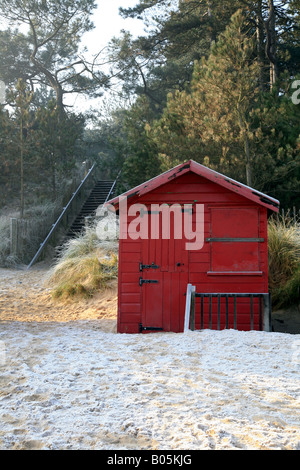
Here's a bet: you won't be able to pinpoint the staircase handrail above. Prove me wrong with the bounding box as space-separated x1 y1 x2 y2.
27 164 96 269
104 170 121 205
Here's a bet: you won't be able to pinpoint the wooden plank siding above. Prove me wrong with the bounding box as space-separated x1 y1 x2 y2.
116 170 273 333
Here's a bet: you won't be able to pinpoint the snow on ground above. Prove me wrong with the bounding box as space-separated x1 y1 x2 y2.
0 321 299 450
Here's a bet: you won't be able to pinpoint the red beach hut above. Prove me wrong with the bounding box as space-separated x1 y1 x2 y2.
106 160 279 333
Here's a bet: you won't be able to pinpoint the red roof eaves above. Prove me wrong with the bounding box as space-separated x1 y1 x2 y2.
106 160 279 212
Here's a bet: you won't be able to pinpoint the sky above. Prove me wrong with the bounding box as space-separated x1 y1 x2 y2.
69 0 146 113
82 0 145 54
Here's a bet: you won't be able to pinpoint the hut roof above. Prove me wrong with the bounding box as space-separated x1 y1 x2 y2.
106 160 279 213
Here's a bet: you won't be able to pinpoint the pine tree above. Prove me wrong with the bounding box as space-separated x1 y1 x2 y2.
113 96 161 189
152 10 260 186
34 102 85 199
112 0 243 104
151 9 300 205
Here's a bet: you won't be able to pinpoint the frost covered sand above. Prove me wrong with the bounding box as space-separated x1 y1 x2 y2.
0 324 299 450
0 267 299 450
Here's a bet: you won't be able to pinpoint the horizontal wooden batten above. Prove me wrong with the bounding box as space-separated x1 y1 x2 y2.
207 271 263 276
120 314 141 323
119 264 139 273
118 323 141 334
206 237 264 242
120 293 141 303
121 252 141 261
189 262 211 272
120 283 139 293
122 243 141 253
121 304 141 313
121 273 140 282
195 293 267 297
189 279 265 291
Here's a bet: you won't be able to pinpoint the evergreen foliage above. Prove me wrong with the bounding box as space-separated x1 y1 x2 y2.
104 0 300 208
0 0 299 230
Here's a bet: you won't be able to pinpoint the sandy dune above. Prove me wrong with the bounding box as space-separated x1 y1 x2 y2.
0 264 118 331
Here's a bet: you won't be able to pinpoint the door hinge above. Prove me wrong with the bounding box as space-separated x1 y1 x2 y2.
139 277 159 286
139 262 159 271
139 323 163 333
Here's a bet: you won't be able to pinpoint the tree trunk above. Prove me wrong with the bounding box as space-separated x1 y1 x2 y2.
265 0 278 89
30 54 65 118
49 151 57 200
207 1 217 44
256 0 265 90
245 136 252 187
20 114 24 219
54 83 65 121
238 102 252 187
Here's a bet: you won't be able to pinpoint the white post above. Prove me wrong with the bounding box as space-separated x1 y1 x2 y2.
184 283 193 332
263 294 272 332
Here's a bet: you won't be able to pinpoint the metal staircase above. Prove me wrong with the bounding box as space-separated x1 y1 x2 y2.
65 180 115 237
27 167 118 268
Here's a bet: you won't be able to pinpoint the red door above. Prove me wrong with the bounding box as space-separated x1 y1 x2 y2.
139 207 189 332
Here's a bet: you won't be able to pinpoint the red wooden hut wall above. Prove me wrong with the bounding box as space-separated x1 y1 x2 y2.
107 160 279 333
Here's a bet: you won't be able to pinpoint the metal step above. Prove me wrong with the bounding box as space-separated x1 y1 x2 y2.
64 180 115 238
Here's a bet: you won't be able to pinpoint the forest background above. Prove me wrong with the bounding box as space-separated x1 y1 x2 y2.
0 0 299 266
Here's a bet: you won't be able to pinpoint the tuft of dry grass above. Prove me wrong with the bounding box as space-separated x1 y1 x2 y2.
268 215 300 309
48 225 118 300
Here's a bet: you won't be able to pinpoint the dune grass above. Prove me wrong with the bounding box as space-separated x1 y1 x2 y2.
268 214 300 309
48 225 118 299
